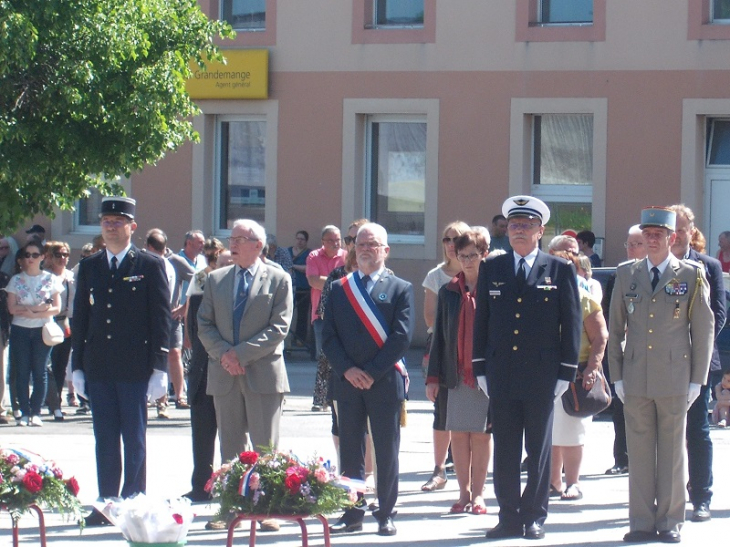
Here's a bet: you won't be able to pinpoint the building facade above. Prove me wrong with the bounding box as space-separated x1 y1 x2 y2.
41 0 730 345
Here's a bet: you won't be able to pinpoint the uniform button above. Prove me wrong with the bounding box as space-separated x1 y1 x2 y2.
648 329 653 333
652 298 656 303
648 345 653 349
107 304 112 308
649 313 654 318
132 287 136 291
544 297 548 302
107 319 111 324
514 330 519 335
108 288 113 293
513 346 518 351
107 335 112 339
515 313 520 318
517 298 522 303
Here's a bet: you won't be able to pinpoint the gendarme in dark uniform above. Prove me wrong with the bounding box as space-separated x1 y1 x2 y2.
473 196 581 541
72 197 171 526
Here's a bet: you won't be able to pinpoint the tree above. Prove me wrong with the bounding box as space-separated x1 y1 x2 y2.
0 0 232 232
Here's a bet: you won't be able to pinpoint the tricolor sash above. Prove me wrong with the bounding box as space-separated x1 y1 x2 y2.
340 272 409 393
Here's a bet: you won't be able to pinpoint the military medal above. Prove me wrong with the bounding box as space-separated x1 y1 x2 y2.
90 294 95 305
544 277 551 285
627 302 634 314
674 300 680 319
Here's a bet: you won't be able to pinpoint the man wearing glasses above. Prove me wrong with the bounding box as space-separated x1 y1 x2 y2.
473 195 581 540
72 196 172 526
197 218 293 469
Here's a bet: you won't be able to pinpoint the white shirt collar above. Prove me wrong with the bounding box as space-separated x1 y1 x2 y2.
106 244 132 268
646 254 672 277
513 247 539 273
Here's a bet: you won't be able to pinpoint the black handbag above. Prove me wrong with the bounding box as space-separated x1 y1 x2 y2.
561 362 612 418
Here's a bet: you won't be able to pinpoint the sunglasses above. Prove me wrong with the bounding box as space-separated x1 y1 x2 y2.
24 252 42 259
54 252 69 259
442 237 456 244
344 236 356 245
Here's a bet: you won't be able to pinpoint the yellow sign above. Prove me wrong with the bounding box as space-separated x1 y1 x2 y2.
187 49 268 99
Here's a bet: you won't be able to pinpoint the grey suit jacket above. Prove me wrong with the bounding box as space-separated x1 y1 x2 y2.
197 260 293 396
608 255 714 398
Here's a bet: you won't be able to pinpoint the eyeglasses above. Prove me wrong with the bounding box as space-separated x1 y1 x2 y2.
24 252 42 259
53 252 69 259
442 237 456 244
228 236 258 246
102 219 129 228
457 253 481 263
343 236 356 245
508 222 541 231
323 238 341 244
624 242 644 248
356 241 385 250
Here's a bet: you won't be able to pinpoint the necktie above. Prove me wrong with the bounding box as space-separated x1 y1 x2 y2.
110 256 118 276
651 266 660 291
361 274 371 293
516 258 526 288
233 270 250 345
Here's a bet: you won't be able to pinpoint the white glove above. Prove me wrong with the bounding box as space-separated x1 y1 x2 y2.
687 382 702 407
72 370 87 400
554 379 570 400
476 375 489 398
147 370 168 401
614 380 625 403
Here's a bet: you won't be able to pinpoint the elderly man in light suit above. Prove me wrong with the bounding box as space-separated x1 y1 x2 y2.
609 207 714 544
197 219 293 461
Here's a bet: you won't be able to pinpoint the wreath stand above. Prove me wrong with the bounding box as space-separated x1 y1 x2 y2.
226 514 330 547
4 504 47 547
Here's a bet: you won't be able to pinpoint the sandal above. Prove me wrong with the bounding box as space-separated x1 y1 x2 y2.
449 502 472 514
561 484 583 501
471 503 487 515
549 484 563 498
421 466 448 491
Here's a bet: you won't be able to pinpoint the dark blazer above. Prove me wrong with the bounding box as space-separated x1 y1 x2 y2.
72 246 172 382
427 278 462 389
687 249 727 374
473 249 582 401
323 270 414 399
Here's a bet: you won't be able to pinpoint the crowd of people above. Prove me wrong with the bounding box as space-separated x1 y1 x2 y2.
0 194 727 543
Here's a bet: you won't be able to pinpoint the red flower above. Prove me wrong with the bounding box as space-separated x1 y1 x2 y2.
284 473 301 494
239 451 259 465
286 465 309 481
173 513 183 525
65 477 80 497
22 471 43 494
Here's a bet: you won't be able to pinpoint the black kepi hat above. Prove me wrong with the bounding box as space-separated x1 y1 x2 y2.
100 196 136 220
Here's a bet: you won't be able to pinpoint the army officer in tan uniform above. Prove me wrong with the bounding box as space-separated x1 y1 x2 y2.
608 206 714 544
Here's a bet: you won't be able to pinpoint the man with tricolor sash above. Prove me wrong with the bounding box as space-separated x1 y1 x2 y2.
323 223 414 537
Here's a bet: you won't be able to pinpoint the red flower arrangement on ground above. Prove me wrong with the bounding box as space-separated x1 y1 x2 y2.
0 447 82 522
206 447 354 518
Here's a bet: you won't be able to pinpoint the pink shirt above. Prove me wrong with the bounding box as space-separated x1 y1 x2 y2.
306 247 346 323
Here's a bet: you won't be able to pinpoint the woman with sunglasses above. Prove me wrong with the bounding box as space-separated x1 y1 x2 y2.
44 241 75 416
6 242 63 426
420 220 470 492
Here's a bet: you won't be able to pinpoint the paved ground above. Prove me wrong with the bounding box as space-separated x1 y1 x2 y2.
3 348 730 546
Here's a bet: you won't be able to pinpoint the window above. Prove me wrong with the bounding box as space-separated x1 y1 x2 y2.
221 0 266 30
713 0 730 22
366 118 426 241
707 119 730 166
74 187 104 231
532 114 594 238
373 0 423 28
538 0 593 25
217 119 267 229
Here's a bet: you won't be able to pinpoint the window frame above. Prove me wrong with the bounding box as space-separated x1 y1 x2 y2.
371 0 424 29
212 0 277 46
536 0 594 26
712 0 730 23
688 0 730 40
220 0 266 31
509 98 607 239
706 118 730 167
352 0 436 44
342 99 439 260
516 0 605 42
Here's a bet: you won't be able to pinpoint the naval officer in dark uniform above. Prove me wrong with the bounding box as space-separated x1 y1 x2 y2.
473 196 581 540
72 196 171 526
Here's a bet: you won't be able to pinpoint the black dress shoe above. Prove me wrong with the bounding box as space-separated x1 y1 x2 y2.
606 464 629 475
329 518 363 534
524 522 545 540
691 502 711 522
657 530 681 543
486 523 523 539
377 516 397 536
182 490 212 503
623 530 657 543
83 509 111 527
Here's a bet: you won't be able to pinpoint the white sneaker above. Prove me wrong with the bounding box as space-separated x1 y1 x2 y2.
16 416 28 427
13 409 22 419
30 415 43 427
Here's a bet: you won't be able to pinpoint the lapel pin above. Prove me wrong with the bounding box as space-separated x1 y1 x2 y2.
378 293 387 301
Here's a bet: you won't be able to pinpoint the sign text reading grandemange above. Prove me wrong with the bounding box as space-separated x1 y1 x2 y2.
186 49 268 99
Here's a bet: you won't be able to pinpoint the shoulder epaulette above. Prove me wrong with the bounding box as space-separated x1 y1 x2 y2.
683 258 705 271
617 259 636 268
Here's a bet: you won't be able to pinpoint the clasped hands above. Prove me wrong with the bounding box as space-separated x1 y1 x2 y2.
344 367 374 390
613 380 701 409
222 349 246 376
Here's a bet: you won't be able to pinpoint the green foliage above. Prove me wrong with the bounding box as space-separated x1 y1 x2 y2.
207 447 354 518
0 0 233 232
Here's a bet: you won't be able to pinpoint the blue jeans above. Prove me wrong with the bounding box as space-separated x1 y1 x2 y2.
10 325 50 417
686 383 713 506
